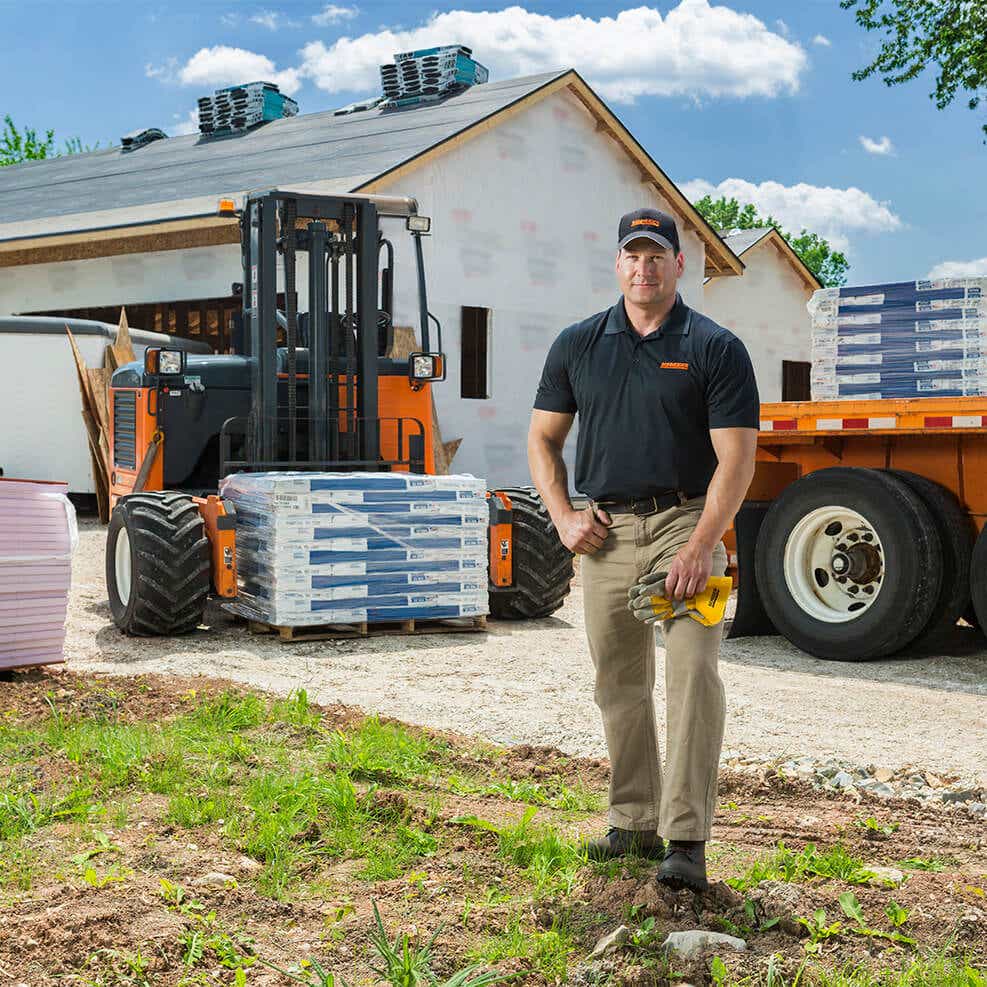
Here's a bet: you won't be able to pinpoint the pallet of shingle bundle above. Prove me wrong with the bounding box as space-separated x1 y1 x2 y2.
0 478 77 670
809 278 987 400
220 472 490 631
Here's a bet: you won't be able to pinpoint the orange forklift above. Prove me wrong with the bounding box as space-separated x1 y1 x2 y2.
105 190 573 635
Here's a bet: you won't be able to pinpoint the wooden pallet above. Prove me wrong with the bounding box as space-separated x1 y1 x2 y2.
244 614 487 643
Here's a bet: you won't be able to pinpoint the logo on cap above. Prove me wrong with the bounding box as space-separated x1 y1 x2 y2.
631 218 663 229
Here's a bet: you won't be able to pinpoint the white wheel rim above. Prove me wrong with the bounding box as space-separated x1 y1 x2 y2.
783 506 885 623
115 529 133 607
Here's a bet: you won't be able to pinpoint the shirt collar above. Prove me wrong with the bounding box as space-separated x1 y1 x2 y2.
604 293 691 337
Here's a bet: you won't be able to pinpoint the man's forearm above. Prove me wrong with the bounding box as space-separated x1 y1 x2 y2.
688 458 754 553
528 436 574 525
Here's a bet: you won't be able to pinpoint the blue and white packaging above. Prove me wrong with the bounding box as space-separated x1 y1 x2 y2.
220 471 490 626
809 278 987 401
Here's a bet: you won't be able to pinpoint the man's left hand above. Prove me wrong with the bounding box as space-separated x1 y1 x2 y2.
663 542 714 600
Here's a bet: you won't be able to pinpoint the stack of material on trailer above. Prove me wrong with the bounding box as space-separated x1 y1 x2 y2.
379 46 488 109
809 278 987 400
0 479 76 670
220 472 490 627
197 81 299 135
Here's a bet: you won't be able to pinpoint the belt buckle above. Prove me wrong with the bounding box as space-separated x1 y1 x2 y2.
632 495 659 516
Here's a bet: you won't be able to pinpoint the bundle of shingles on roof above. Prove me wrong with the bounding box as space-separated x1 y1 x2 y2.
379 45 488 109
197 81 298 135
0 478 76 671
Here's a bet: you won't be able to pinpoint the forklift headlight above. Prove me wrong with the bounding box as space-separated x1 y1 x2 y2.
159 350 185 375
145 348 186 375
407 215 431 234
409 353 443 381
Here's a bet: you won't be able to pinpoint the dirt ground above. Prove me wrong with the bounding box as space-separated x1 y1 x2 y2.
0 671 984 986
66 520 987 788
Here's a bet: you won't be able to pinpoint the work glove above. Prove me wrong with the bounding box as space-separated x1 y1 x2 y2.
627 571 733 627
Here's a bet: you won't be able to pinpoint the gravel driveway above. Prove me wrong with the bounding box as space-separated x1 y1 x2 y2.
67 520 987 786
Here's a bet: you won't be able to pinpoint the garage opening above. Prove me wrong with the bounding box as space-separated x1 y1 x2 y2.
23 294 264 353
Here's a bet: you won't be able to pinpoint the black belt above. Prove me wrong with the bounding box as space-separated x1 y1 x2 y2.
595 490 701 515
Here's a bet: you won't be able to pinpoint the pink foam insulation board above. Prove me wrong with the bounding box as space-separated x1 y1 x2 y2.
0 478 76 670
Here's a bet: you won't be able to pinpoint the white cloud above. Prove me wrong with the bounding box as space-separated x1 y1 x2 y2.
312 4 358 25
298 1 807 102
250 10 300 30
859 134 895 155
812 34 831 47
176 45 302 94
145 57 179 82
682 177 903 251
926 257 987 280
774 18 789 35
171 109 200 136
251 11 281 30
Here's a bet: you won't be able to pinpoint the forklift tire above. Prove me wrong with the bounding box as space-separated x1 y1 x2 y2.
753 467 942 660
884 470 974 645
106 493 211 636
488 487 574 620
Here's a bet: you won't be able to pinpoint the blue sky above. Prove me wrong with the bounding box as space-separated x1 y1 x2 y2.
3 0 985 284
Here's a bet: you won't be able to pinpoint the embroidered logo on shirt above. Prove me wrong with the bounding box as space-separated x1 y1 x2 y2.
660 361 689 370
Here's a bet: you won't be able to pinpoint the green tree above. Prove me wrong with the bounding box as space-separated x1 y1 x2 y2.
841 0 987 141
0 116 96 166
694 194 850 287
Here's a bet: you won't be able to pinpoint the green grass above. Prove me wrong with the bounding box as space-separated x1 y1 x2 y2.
811 948 986 987
727 841 876 892
470 913 573 983
448 775 604 813
452 806 586 898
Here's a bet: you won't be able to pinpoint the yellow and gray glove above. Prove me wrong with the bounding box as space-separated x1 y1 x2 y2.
627 571 732 627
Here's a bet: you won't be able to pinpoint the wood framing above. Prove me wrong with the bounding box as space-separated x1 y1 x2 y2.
0 217 238 268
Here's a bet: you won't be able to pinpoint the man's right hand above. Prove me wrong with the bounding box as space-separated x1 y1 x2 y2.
555 505 612 554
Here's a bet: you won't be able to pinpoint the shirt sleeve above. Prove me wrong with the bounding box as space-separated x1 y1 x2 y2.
706 336 760 429
533 331 577 414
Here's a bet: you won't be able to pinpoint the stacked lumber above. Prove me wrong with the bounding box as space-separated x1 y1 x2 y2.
65 309 136 522
0 478 76 670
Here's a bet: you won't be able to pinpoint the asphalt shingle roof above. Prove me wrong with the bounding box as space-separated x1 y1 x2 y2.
0 72 567 233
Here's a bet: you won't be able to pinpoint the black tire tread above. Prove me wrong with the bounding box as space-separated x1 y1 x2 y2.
885 470 974 646
754 467 942 660
107 492 210 636
488 487 574 620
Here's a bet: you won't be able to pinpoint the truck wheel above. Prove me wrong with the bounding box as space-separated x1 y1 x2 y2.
106 493 211 636
488 487 574 620
754 467 942 660
885 470 974 645
968 525 987 634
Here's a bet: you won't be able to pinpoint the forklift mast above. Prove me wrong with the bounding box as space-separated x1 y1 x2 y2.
224 188 442 475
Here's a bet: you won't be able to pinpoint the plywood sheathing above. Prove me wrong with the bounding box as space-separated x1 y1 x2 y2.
65 307 133 522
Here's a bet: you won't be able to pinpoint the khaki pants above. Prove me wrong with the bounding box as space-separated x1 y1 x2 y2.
581 495 727 841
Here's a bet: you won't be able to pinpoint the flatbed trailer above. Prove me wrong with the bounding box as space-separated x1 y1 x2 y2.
725 395 987 660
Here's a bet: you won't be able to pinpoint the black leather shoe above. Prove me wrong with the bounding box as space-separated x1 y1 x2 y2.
583 827 665 861
657 840 708 891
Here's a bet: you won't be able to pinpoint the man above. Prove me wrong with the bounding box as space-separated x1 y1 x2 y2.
527 208 759 892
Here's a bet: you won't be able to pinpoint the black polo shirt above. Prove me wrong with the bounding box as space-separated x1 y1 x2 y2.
533 295 760 501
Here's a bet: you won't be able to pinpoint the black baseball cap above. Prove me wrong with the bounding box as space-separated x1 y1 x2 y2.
618 208 680 254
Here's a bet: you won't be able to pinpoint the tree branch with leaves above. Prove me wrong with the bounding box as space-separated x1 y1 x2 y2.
1 115 97 166
841 0 987 141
